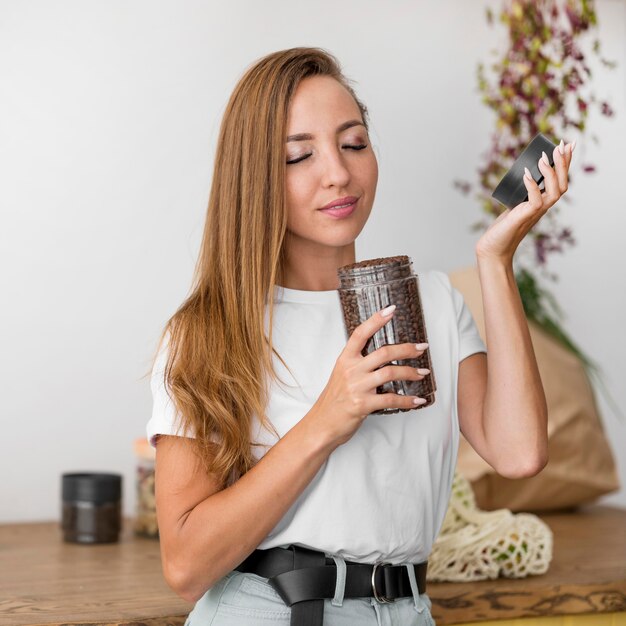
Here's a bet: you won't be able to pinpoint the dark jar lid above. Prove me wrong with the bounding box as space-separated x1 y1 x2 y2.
491 133 557 209
62 473 122 505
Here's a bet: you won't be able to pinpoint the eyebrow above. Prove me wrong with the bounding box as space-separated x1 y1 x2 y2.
286 119 365 142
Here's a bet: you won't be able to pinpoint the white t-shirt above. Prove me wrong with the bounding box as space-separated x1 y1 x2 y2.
147 270 486 564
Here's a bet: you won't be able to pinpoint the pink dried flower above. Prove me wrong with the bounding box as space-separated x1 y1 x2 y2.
461 0 617 271
601 101 614 116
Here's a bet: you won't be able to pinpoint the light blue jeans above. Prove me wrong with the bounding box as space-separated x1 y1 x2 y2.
184 554 436 625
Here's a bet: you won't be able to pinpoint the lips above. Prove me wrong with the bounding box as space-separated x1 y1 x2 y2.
319 195 359 210
319 198 358 219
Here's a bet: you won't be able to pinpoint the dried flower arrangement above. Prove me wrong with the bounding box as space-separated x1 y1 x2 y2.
455 0 621 417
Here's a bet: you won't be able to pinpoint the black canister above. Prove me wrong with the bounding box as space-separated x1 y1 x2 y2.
61 472 122 543
337 255 437 414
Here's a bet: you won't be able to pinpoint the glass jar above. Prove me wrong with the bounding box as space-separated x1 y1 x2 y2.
134 438 158 538
61 472 122 543
337 255 436 414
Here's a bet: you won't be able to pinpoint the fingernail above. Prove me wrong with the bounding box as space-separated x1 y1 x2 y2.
524 166 533 180
417 368 430 375
413 397 427 405
415 342 429 350
380 304 396 317
571 140 576 153
559 139 565 155
541 151 550 166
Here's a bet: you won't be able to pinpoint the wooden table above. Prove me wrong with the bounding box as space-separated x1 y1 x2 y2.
0 505 624 625
427 504 626 625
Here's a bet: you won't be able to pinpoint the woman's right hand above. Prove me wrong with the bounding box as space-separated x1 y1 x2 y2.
307 304 430 449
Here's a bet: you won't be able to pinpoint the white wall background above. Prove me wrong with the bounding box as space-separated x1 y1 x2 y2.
1 0 624 523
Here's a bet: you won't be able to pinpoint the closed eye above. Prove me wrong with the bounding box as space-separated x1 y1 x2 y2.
286 144 368 165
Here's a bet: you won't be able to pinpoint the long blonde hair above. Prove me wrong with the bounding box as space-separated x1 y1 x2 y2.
151 47 370 488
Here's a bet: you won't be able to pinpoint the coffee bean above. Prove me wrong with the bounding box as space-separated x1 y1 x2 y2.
337 255 437 414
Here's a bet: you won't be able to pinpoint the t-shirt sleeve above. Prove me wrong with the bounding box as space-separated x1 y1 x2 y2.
146 333 196 449
449 282 487 363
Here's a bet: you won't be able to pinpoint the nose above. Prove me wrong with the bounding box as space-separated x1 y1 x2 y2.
320 146 351 189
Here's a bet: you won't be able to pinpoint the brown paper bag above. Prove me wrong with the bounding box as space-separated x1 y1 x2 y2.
448 266 620 512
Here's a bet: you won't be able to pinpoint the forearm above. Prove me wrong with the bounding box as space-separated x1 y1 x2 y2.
172 411 336 602
476 255 549 476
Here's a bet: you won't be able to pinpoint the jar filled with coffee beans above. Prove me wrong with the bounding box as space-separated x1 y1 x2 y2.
134 438 158 538
337 255 436 414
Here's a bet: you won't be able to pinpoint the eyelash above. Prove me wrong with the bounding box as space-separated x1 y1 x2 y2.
286 144 368 165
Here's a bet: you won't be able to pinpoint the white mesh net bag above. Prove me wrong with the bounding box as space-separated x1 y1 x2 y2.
427 470 553 581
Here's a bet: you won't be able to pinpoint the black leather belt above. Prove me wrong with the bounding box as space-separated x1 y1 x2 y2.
235 545 428 626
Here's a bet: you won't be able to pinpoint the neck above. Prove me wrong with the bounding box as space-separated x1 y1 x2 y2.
278 241 356 291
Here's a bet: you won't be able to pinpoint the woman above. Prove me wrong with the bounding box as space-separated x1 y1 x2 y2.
147 47 572 625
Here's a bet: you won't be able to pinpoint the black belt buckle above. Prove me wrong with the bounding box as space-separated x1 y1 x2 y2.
371 561 395 604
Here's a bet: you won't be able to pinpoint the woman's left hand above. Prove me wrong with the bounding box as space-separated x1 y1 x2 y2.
475 139 574 265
